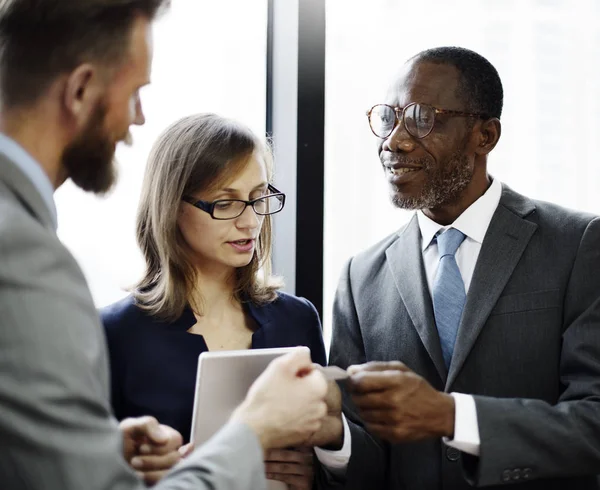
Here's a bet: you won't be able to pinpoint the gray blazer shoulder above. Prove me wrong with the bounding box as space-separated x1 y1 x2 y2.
0 153 266 490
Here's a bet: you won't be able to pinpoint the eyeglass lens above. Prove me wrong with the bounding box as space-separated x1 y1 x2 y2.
212 195 283 219
369 103 435 139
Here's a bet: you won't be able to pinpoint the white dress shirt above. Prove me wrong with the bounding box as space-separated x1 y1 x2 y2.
0 132 57 230
315 178 503 472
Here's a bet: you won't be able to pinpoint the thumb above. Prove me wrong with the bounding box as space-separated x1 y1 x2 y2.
273 347 312 375
179 442 195 458
136 416 169 445
348 361 409 375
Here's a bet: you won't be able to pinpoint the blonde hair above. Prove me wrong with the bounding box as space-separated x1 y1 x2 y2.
134 113 282 321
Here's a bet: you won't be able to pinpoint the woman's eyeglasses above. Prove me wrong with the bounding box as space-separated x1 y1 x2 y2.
182 184 286 220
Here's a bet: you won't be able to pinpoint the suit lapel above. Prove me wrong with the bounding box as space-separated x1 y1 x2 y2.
386 215 447 381
445 185 538 389
0 153 55 231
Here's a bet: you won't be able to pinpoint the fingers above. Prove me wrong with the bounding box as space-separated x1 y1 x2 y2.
120 417 183 450
136 469 168 486
267 472 314 489
265 451 314 489
137 426 183 454
120 416 165 443
302 368 328 399
348 369 405 393
347 360 409 375
265 449 314 465
178 442 194 458
351 390 399 410
273 348 312 375
131 450 181 473
356 407 398 424
265 461 313 477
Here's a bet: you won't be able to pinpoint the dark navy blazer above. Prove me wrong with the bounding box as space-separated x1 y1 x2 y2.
101 292 327 443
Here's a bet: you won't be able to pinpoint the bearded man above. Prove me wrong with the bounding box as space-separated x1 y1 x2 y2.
314 46 600 490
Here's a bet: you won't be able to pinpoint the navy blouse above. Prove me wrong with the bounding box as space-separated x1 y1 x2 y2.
101 292 327 443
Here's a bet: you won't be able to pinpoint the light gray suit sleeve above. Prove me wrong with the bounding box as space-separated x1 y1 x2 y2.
0 203 266 490
467 217 600 486
316 258 389 490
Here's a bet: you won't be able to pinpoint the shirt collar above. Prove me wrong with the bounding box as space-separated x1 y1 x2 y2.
0 132 57 230
417 177 502 251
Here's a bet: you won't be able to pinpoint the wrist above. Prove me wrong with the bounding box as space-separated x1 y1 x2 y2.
438 393 456 438
319 414 344 450
231 403 272 452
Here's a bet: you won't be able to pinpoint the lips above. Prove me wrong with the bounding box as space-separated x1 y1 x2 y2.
387 166 421 176
227 238 256 253
384 162 424 185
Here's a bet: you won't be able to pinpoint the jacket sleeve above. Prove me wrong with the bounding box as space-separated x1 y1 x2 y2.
315 258 389 489
0 211 267 490
466 217 600 486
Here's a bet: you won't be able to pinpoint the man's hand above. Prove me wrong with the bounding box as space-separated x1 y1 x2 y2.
303 380 344 449
231 348 328 450
178 442 194 458
119 416 183 486
347 361 455 443
265 448 314 489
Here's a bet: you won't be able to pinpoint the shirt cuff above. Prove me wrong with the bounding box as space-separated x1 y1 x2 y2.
314 414 351 477
443 392 480 456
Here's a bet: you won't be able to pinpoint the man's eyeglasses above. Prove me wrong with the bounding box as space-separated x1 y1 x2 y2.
366 102 487 140
182 184 286 220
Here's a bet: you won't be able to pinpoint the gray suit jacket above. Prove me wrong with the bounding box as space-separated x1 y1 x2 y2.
0 152 267 490
319 184 600 489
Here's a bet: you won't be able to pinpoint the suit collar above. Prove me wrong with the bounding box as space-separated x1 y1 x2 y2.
386 215 447 381
445 184 537 389
385 184 538 387
0 134 57 230
417 177 503 251
0 147 56 231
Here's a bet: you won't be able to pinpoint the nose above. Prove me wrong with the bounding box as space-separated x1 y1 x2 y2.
382 117 416 153
133 96 145 126
235 204 261 230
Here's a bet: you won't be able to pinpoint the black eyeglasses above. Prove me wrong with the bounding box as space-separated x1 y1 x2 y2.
182 184 286 220
366 102 487 140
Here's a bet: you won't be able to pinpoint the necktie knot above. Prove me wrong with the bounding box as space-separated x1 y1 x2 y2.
436 228 466 258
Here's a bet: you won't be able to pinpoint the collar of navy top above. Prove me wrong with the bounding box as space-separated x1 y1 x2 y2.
163 300 273 333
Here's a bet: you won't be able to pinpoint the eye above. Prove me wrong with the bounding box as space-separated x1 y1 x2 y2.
214 201 234 210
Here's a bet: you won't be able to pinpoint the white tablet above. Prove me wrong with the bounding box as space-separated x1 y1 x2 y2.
190 346 308 490
190 346 307 446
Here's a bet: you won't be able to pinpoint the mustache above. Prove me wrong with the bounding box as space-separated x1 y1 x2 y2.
381 155 432 168
122 131 133 146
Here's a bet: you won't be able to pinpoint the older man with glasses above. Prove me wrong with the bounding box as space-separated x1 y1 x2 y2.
313 46 600 490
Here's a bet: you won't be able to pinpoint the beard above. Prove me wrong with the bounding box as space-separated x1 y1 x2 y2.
62 100 129 195
390 152 473 210
389 138 474 211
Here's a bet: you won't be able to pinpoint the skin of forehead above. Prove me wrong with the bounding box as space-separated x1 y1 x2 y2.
385 59 465 111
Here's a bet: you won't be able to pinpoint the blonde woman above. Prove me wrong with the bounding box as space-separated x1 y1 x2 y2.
102 114 325 489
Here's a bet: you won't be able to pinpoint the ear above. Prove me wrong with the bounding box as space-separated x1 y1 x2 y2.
474 117 501 156
62 64 102 123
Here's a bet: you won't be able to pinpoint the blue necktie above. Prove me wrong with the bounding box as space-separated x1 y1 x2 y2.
432 228 466 369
